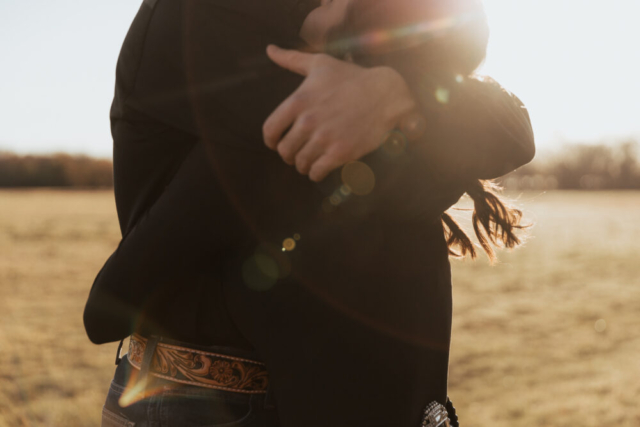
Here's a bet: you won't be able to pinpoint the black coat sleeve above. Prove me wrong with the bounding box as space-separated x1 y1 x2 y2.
412 74 535 182
83 142 250 345
326 75 535 222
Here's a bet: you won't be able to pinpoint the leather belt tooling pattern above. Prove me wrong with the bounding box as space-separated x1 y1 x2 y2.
127 334 269 393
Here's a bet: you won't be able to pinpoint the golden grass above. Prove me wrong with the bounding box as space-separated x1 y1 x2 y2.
0 189 638 426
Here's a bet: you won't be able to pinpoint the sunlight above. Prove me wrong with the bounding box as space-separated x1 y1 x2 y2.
0 0 638 154
479 0 640 148
328 10 482 55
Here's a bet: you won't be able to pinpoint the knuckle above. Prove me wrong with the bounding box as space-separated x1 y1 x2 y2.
298 113 317 131
314 128 332 144
290 92 308 108
325 151 342 166
334 141 351 155
262 121 274 139
308 170 322 182
328 148 345 162
330 147 351 165
295 158 309 174
277 143 291 160
321 137 335 149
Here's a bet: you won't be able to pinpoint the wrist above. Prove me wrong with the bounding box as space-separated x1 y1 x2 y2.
369 66 420 128
369 66 429 142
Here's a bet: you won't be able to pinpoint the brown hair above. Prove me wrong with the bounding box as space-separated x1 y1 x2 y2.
441 180 528 263
327 0 529 262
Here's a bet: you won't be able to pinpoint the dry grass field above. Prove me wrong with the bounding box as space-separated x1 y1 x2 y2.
0 189 638 426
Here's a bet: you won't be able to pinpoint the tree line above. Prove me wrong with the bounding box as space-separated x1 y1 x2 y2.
0 152 113 188
499 140 640 190
1 141 639 189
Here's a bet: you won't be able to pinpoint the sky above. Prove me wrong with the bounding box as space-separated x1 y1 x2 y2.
1 0 639 158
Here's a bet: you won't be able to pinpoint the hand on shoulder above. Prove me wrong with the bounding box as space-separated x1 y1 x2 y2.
263 45 419 182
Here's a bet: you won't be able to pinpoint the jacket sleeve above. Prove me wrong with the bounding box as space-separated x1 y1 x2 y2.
83 142 249 345
327 75 536 222
410 74 536 182
334 0 534 184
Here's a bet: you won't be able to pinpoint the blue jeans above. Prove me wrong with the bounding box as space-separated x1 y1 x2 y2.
102 354 280 427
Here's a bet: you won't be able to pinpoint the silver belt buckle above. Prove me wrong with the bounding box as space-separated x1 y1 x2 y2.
421 401 450 427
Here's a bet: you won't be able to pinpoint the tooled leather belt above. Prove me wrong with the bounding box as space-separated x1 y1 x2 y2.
127 334 457 426
127 334 269 393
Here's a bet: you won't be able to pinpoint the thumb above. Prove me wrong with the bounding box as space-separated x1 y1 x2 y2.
266 45 313 76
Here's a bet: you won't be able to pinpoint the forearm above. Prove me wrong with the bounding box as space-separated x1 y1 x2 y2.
404 73 535 182
326 69 535 222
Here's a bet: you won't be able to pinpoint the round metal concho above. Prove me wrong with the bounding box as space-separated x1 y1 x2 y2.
421 401 450 427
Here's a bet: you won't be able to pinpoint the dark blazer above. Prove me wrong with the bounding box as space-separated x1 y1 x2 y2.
84 0 534 425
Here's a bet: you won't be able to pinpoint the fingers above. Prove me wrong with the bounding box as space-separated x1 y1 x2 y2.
266 45 314 76
263 94 301 150
276 115 315 165
308 155 342 182
294 134 327 176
